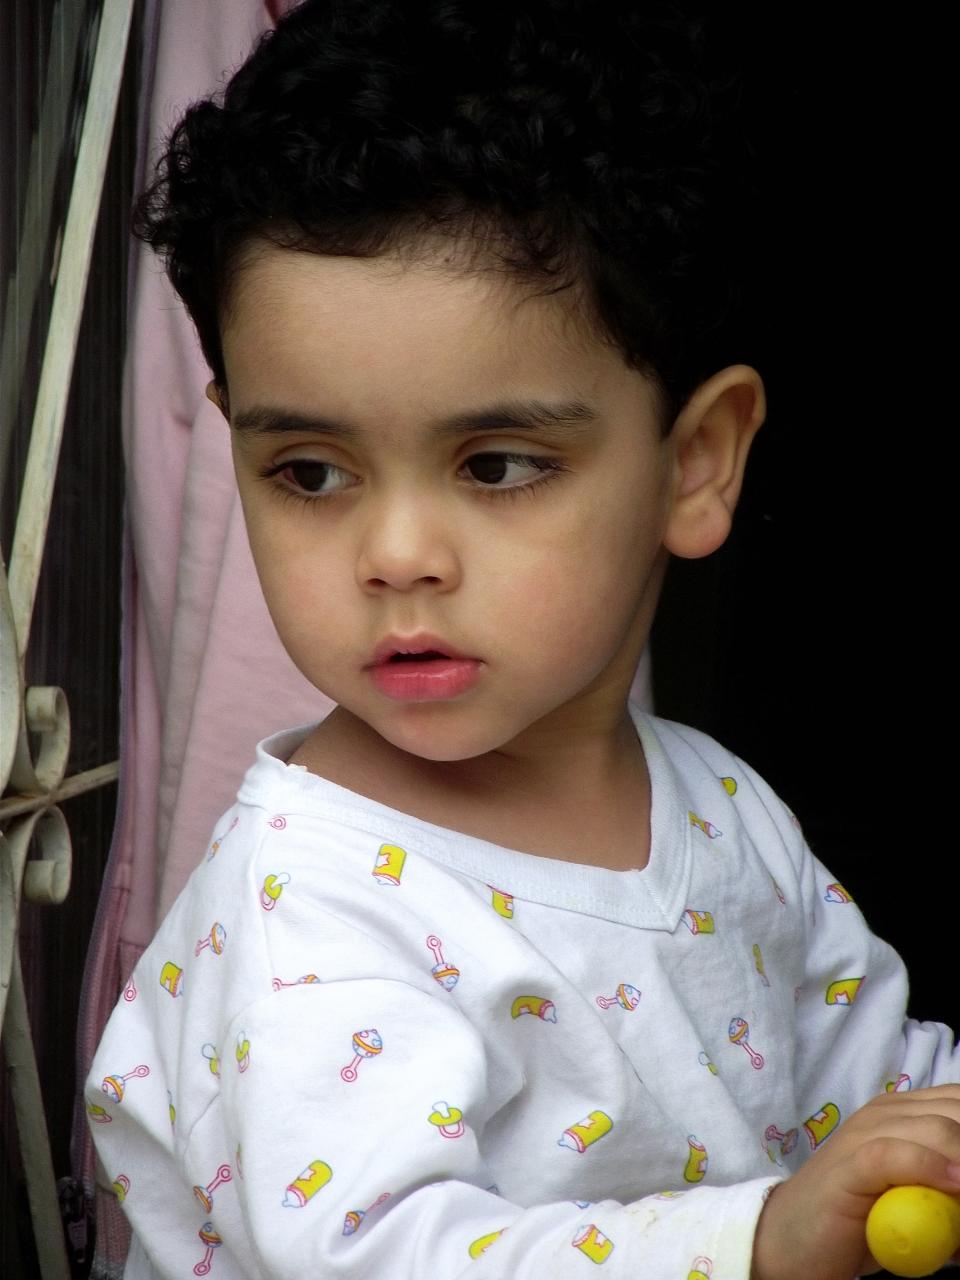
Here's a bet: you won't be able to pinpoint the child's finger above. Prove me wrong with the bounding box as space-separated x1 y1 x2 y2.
851 1137 960 1198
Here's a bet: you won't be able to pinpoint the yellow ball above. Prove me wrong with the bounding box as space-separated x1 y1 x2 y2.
866 1185 960 1278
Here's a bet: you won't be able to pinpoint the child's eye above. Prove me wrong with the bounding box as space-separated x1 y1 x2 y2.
265 460 353 497
462 452 567 498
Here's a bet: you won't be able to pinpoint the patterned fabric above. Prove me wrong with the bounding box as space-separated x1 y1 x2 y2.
85 708 958 1278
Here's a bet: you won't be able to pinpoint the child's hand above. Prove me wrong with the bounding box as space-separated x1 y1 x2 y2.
751 1085 960 1280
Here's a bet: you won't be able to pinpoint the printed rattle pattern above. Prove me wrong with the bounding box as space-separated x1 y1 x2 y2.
341 1028 382 1082
194 1223 222 1276
193 1162 232 1212
195 922 226 957
596 983 641 1012
101 1064 149 1104
728 1016 764 1069
426 935 460 990
343 1192 391 1235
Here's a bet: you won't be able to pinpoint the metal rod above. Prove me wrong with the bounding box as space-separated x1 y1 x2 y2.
0 760 119 823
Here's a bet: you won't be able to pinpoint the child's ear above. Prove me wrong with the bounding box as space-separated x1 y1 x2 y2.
205 380 230 422
663 364 766 560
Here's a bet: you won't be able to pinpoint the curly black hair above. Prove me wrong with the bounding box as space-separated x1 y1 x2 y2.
134 0 754 425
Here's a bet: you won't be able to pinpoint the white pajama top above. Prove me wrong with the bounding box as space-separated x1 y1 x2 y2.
85 706 960 1279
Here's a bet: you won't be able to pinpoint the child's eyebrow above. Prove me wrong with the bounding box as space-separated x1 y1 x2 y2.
231 399 599 440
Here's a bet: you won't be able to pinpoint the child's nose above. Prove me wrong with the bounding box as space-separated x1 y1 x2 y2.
355 497 460 593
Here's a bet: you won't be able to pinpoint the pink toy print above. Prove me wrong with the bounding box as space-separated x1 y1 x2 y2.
426 935 460 990
596 983 641 1012
268 815 287 830
764 1123 799 1160
86 1102 112 1124
122 977 137 1002
100 1064 149 1104
885 1073 911 1093
728 1016 764 1068
343 1192 391 1235
341 1028 382 1082
193 1162 232 1212
194 1223 222 1276
824 882 853 904
688 811 722 839
428 1101 465 1138
195 922 227 957
272 973 320 990
260 872 290 910
688 1257 713 1280
208 815 238 860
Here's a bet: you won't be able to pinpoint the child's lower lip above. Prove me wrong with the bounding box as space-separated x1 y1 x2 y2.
368 658 483 701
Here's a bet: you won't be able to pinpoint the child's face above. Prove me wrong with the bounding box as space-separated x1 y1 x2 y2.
220 241 681 764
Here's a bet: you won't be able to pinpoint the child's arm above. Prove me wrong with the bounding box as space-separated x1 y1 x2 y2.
752 1085 960 1280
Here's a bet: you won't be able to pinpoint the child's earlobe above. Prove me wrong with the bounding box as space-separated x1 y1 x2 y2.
663 365 766 561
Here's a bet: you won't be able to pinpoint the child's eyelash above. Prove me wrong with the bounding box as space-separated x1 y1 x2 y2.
257 453 569 505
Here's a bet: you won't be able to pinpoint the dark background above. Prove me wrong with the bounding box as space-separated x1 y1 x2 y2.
653 7 952 1032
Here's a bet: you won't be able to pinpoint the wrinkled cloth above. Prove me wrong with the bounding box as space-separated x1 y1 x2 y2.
86 706 957 1279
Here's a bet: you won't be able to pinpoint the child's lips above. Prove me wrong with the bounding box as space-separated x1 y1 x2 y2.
369 633 474 667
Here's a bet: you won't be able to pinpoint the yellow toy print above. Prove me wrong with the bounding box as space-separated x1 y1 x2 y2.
824 882 853 904
688 1256 713 1279
260 872 290 910
825 977 864 1005
122 976 137 1002
803 1101 841 1149
764 1122 799 1161
343 1192 391 1236
682 909 715 936
885 1073 911 1093
697 1050 718 1076
236 1032 250 1073
340 1028 382 1082
688 811 722 839
194 1222 223 1276
426 934 460 990
86 1101 112 1124
159 960 184 997
201 1043 220 1077
428 1101 465 1138
721 775 738 796
489 886 515 918
468 1229 507 1259
752 943 770 986
728 1016 764 1069
100 1063 150 1104
683 1135 708 1183
195 922 227 957
559 1109 613 1153
596 983 641 1012
193 1162 232 1212
372 843 407 885
284 1159 332 1207
571 1223 614 1263
112 1173 130 1202
167 1090 176 1129
207 815 238 860
272 973 320 990
511 994 557 1023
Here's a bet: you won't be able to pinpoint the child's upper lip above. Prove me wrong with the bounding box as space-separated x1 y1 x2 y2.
369 633 474 666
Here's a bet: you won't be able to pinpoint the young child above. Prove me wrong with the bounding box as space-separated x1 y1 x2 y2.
85 3 960 1277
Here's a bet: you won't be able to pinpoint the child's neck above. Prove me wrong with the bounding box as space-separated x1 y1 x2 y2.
288 705 652 872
